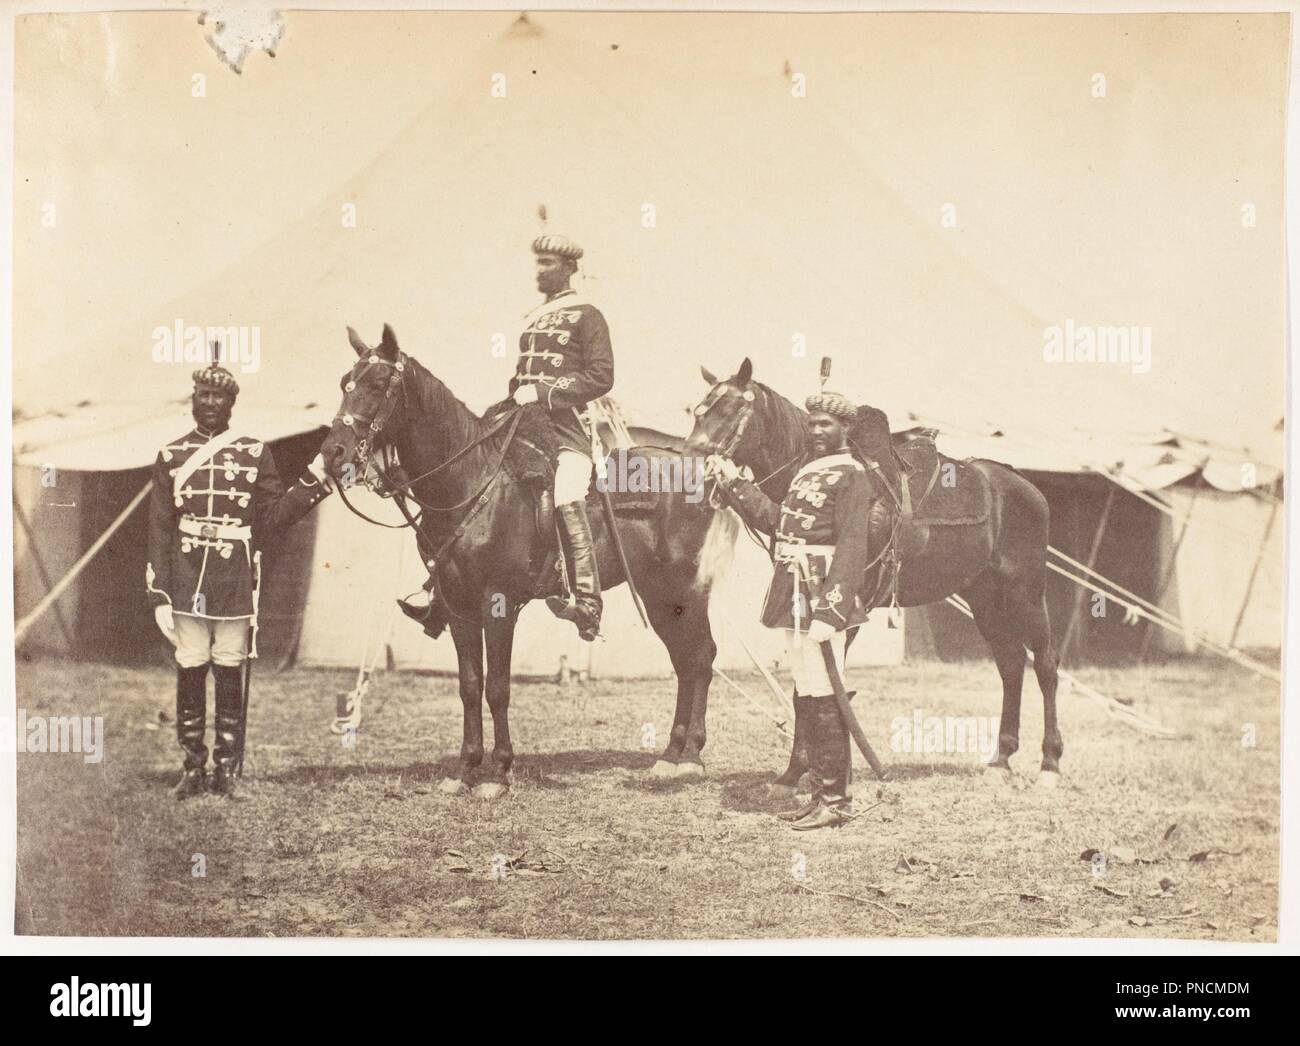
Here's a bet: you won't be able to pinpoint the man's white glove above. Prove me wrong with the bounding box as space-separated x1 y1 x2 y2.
705 454 741 484
306 452 333 491
513 385 539 407
805 619 837 645
154 604 179 647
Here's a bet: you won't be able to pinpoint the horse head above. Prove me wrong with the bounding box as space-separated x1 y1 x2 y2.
324 323 410 482
684 356 760 461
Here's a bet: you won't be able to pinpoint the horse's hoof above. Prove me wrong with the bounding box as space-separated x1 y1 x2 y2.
983 766 1011 785
767 782 798 801
472 781 508 801
674 761 705 780
438 777 468 795
650 760 678 778
1036 770 1061 790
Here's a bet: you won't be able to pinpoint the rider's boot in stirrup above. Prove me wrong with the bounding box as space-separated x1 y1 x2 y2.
546 501 602 642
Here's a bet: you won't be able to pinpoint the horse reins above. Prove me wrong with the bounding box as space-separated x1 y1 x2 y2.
700 383 800 508
699 381 938 612
333 352 525 598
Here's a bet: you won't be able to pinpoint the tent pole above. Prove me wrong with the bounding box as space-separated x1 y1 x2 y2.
1137 482 1199 661
1059 483 1116 664
12 491 76 650
14 479 152 649
1229 495 1281 650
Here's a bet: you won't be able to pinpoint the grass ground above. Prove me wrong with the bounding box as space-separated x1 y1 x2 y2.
13 655 1280 940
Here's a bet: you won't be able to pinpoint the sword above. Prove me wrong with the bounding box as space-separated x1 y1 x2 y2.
588 412 649 630
819 640 888 781
598 484 650 629
236 644 252 778
236 550 261 779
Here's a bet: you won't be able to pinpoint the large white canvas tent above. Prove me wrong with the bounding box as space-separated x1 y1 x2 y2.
12 11 1286 678
13 401 1281 677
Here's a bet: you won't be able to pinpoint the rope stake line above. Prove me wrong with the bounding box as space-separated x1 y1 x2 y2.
945 594 1176 738
1045 550 1280 683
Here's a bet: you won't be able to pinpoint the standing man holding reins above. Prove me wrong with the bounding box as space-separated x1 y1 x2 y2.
711 388 873 829
147 354 333 799
509 234 614 641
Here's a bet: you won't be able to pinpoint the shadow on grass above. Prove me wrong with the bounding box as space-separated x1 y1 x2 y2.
191 748 660 790
881 760 989 781
718 771 790 812
524 748 657 775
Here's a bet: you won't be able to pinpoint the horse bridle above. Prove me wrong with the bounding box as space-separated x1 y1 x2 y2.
331 352 525 620
697 383 801 500
695 382 754 460
334 351 409 473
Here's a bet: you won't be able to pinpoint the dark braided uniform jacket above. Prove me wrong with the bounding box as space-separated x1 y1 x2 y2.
724 452 873 631
146 427 328 618
509 290 614 458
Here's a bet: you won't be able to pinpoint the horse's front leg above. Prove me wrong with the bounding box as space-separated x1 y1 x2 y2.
441 619 485 794
475 610 518 800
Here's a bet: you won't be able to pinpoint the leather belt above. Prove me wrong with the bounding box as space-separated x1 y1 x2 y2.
775 542 834 561
179 518 251 541
775 543 833 631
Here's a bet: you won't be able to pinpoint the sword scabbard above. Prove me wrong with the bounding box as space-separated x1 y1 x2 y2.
820 640 888 781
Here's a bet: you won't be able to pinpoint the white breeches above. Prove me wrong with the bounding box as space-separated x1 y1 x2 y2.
174 613 250 668
782 628 848 697
555 449 594 506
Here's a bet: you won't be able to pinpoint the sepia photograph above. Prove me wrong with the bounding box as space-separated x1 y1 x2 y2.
3 1 1294 956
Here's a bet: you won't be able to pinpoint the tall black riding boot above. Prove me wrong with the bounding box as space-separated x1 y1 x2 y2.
773 695 818 818
211 664 245 797
171 664 209 799
791 696 852 830
546 501 602 641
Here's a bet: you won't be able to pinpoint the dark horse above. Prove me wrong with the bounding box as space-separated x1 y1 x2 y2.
685 358 1064 785
322 325 738 796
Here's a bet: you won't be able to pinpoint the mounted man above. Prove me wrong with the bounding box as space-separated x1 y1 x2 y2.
147 353 333 799
710 387 873 829
508 234 614 641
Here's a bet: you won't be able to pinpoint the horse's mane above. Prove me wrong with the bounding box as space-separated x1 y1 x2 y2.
397 355 491 477
751 380 809 468
402 355 551 487
403 355 480 425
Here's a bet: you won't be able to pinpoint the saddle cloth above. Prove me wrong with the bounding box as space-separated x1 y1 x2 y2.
853 406 990 526
857 431 994 608
891 434 991 526
588 446 684 514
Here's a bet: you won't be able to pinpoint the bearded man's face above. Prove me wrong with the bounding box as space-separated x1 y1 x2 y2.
192 386 234 432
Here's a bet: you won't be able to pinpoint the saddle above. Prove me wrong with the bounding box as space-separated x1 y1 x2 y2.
852 420 993 612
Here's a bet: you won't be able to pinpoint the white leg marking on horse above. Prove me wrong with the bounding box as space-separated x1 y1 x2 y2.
982 765 1011 786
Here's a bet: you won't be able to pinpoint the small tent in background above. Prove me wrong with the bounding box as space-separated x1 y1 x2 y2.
903 422 1284 665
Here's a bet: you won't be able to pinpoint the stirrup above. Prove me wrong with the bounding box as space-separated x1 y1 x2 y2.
546 592 578 620
396 590 447 639
545 594 600 641
397 592 433 623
